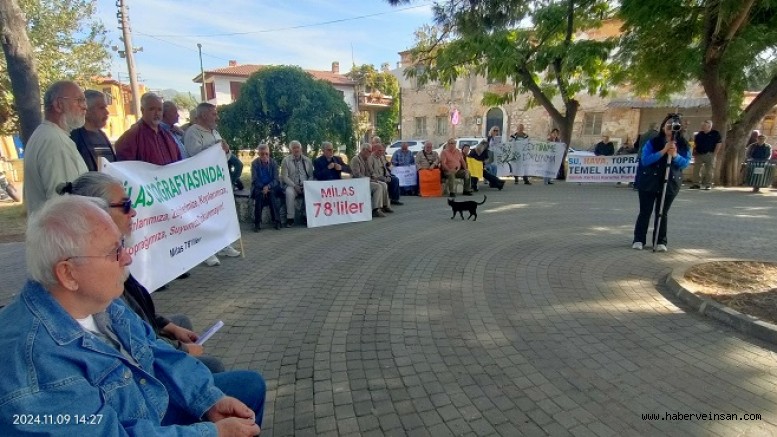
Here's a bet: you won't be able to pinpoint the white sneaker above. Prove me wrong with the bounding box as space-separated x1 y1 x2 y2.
655 244 668 252
204 255 221 266
632 242 643 250
218 246 241 257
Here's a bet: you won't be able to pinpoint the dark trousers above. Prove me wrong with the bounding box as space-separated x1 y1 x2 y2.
254 192 280 226
387 175 400 201
633 189 677 246
482 170 503 188
228 154 244 188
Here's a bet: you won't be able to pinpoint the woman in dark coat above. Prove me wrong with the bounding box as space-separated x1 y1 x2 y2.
632 114 691 252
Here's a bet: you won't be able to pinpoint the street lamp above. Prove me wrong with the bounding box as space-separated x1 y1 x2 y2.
197 43 206 102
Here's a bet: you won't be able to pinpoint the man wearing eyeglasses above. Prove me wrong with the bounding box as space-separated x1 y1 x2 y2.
23 80 89 214
313 141 350 181
0 195 264 436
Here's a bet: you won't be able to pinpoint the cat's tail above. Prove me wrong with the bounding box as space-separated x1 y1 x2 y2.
477 196 487 205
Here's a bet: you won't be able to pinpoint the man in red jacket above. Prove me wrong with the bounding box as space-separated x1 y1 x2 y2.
115 92 182 165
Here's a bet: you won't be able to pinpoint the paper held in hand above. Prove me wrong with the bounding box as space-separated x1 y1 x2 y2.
196 320 224 345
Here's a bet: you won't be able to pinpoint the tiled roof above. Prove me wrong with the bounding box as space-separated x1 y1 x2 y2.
193 64 356 87
607 97 710 109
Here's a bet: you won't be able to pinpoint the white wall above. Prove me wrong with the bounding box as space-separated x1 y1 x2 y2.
208 75 356 112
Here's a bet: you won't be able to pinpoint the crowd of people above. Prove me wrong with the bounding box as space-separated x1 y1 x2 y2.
3 80 266 435
4 78 777 433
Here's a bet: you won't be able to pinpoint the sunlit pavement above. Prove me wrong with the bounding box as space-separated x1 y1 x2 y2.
2 182 777 436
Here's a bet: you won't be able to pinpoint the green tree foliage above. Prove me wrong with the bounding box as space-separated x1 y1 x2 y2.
618 0 777 185
389 0 618 149
217 66 354 159
171 92 198 112
0 0 109 136
347 64 400 142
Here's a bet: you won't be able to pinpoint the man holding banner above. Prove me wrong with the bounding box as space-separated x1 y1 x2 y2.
183 103 242 265
391 141 417 195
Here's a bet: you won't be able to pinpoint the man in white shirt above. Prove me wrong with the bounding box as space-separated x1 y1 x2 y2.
23 80 89 214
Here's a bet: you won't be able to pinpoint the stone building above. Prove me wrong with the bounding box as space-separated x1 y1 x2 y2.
389 19 777 149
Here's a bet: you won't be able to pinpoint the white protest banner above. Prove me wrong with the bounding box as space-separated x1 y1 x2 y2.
102 145 240 292
304 178 372 228
393 165 418 187
491 138 566 178
567 153 639 183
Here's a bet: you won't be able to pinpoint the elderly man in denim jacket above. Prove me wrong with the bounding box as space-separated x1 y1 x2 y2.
0 195 264 436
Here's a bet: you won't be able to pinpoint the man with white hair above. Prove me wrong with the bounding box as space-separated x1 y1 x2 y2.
0 195 264 436
183 102 244 191
351 143 392 217
115 92 182 165
23 80 89 214
280 140 314 227
370 136 403 205
184 102 242 265
160 100 188 159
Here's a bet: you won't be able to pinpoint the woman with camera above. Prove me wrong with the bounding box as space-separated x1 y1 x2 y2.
632 114 691 252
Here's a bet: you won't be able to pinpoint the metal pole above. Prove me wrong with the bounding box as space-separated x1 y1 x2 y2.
117 0 141 119
653 131 674 252
197 43 206 102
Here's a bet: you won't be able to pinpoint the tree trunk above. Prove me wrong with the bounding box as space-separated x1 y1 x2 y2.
0 0 40 145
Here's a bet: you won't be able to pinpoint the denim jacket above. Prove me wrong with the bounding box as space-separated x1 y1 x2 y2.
0 280 224 436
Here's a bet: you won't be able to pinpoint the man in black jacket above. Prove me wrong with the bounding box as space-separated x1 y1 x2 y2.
594 135 615 156
70 89 117 171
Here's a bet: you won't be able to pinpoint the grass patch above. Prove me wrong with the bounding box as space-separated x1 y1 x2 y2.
0 202 26 242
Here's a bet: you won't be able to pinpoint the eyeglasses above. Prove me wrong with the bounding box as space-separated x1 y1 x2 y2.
66 239 125 263
109 199 132 214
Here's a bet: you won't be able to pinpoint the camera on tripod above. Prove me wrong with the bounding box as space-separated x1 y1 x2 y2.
666 113 683 132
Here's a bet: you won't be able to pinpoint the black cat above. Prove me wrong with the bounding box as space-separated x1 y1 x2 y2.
448 196 487 221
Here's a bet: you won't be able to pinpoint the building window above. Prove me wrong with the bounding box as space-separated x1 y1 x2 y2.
435 116 448 135
229 81 242 101
583 112 604 136
205 82 216 101
414 117 427 136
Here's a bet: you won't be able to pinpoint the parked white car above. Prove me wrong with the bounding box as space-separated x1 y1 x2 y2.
385 140 426 158
434 137 484 155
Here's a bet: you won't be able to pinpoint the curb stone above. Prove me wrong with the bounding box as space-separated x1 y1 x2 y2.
664 259 777 346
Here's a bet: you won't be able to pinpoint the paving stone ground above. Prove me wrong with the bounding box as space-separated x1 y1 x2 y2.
2 182 777 436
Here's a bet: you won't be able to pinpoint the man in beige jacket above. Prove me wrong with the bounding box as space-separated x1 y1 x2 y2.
351 144 392 217
280 140 314 227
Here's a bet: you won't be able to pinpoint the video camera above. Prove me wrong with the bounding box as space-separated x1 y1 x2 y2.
666 113 683 133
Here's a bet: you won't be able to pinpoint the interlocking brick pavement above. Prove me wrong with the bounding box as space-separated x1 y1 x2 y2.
2 183 777 435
